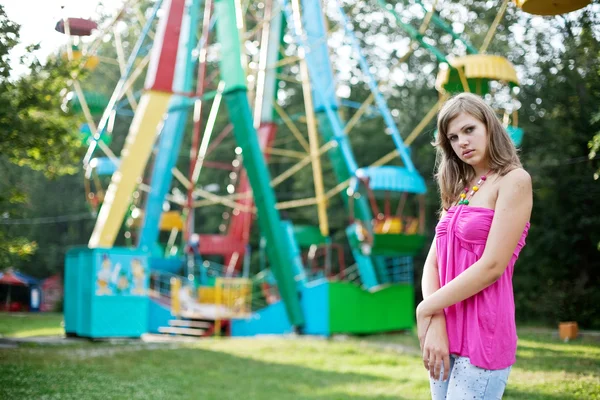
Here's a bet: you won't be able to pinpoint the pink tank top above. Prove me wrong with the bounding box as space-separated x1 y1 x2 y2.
435 205 530 370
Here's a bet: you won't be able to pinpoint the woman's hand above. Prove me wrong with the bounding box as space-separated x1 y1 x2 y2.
421 313 450 381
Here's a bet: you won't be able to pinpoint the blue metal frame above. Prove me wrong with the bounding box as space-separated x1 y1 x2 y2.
83 0 164 166
282 0 358 174
282 0 389 287
333 2 416 173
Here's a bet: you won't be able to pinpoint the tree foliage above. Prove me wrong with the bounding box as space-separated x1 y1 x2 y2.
0 5 83 268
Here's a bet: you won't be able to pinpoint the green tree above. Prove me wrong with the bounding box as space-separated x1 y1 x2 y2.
0 5 82 268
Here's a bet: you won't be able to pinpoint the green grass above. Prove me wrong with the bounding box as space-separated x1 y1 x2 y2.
0 312 64 338
0 313 599 399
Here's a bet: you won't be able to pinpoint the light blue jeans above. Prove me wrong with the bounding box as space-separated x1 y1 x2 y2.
429 355 511 400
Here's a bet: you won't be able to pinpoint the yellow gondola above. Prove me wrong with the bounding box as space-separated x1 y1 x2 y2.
62 49 100 70
129 210 184 231
435 54 519 95
159 211 185 231
514 0 591 16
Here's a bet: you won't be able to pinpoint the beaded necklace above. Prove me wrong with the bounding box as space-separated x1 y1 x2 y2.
457 169 493 206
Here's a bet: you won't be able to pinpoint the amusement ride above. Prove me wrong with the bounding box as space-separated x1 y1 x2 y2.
58 0 592 338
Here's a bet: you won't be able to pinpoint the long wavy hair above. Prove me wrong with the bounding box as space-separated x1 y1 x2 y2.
434 93 522 210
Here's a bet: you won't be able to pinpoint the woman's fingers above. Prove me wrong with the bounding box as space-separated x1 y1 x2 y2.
425 349 450 381
433 353 442 380
428 353 437 378
443 354 450 381
422 348 431 370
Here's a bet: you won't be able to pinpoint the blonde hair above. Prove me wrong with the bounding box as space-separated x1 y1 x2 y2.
434 93 521 210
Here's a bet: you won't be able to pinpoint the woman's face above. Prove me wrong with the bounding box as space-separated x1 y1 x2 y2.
446 112 489 170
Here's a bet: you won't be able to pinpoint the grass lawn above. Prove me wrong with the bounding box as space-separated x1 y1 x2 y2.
0 312 64 338
0 313 599 399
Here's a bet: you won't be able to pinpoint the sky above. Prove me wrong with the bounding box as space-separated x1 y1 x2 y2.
3 0 123 76
4 0 597 82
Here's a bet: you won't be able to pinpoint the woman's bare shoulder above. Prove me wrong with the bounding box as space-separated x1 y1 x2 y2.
497 168 532 203
501 168 532 188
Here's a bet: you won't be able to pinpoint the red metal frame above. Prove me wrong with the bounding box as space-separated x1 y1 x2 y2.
192 123 278 270
144 0 187 93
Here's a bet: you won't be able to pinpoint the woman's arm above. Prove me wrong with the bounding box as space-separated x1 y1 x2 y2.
421 209 446 297
417 169 532 320
419 212 451 380
421 239 441 298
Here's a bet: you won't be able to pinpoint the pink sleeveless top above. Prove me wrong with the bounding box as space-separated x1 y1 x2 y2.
435 205 530 370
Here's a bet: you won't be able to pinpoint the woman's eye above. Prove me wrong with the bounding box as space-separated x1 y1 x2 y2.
465 127 473 133
449 135 457 141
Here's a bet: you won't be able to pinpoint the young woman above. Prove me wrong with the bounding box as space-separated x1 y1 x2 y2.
417 92 532 399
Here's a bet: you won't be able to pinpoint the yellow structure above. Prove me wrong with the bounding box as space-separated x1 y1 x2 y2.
514 0 591 15
170 277 182 316
88 91 172 248
214 278 252 335
198 286 216 303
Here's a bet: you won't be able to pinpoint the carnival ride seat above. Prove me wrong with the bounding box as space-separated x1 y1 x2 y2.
436 54 519 95
62 45 99 70
55 18 98 36
159 211 185 231
63 91 110 115
514 0 591 16
350 166 427 257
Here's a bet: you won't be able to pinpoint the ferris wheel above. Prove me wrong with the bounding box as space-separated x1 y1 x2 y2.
57 0 592 331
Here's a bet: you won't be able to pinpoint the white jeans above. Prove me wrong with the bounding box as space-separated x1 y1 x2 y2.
429 355 511 400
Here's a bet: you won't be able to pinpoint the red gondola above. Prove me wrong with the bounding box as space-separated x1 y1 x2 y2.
55 18 97 36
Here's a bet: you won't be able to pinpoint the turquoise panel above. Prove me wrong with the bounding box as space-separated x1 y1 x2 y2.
300 279 329 336
230 301 293 336
87 296 149 337
148 297 173 334
64 247 88 334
